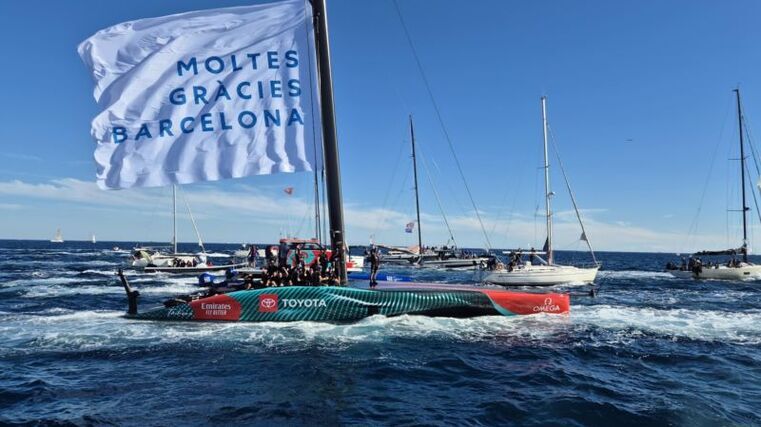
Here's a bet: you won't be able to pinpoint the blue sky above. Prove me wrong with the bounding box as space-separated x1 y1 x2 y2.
1 0 761 252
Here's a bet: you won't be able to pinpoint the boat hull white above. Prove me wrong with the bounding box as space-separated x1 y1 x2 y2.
668 264 761 280
419 257 490 269
143 262 249 274
484 264 599 286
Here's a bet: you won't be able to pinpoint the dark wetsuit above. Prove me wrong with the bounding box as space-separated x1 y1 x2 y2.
369 249 380 287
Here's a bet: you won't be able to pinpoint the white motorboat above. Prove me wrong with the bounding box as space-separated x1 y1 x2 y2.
484 97 600 286
667 89 761 281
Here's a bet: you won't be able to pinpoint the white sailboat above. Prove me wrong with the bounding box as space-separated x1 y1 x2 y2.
667 89 761 280
484 96 600 286
50 228 64 243
131 185 247 273
91 233 96 244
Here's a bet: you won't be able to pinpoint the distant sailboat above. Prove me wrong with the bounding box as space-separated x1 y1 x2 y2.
51 228 64 243
130 184 248 274
378 116 490 269
91 233 96 244
666 88 761 280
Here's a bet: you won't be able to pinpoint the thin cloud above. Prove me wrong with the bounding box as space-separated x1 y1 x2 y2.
0 177 741 252
0 153 43 162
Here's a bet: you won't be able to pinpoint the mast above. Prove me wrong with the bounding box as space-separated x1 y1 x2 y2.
172 184 177 254
735 88 749 262
541 96 554 265
311 0 347 283
409 115 424 253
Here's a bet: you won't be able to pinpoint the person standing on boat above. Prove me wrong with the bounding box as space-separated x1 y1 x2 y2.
369 246 381 288
247 244 258 267
278 241 288 268
318 249 329 273
265 245 275 267
293 244 304 268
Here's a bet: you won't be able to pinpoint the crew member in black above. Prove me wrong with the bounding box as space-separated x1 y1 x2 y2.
369 246 381 288
265 245 275 267
318 249 329 272
293 244 303 268
278 241 288 268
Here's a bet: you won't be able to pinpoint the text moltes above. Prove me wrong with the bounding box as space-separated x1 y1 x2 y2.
177 51 299 77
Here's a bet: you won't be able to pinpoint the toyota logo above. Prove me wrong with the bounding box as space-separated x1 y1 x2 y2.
261 298 276 309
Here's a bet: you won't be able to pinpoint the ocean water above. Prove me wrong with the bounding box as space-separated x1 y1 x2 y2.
1 240 760 426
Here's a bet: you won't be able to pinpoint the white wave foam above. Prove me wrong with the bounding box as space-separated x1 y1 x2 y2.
597 270 674 280
574 304 761 344
80 269 118 276
3 302 759 356
0 309 571 355
20 281 197 298
4 276 102 287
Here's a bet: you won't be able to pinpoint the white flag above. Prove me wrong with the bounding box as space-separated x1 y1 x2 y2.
78 1 322 190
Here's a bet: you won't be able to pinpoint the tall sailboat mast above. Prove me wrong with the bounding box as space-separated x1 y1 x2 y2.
541 96 554 265
312 0 347 283
735 88 749 262
172 184 177 254
409 115 424 253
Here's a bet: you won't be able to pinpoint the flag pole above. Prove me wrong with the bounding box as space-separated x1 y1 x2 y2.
311 0 347 283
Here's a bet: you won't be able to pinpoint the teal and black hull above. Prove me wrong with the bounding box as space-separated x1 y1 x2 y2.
129 284 570 322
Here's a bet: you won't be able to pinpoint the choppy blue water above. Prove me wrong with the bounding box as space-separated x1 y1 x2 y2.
1 240 760 426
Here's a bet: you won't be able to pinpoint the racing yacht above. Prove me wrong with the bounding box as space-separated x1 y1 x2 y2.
78 0 571 322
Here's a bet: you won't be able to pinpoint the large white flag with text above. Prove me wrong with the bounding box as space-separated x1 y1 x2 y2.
78 0 322 190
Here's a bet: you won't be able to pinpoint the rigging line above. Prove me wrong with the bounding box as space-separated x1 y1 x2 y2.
417 143 458 247
391 169 412 211
546 125 598 265
738 95 761 174
740 106 761 176
744 160 761 227
321 168 328 243
178 187 205 252
303 0 322 244
428 156 470 219
533 164 541 247
488 158 527 242
294 178 314 238
391 0 492 251
373 135 409 238
684 93 733 252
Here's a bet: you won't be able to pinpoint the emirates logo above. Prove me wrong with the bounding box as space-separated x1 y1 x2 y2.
259 294 278 312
